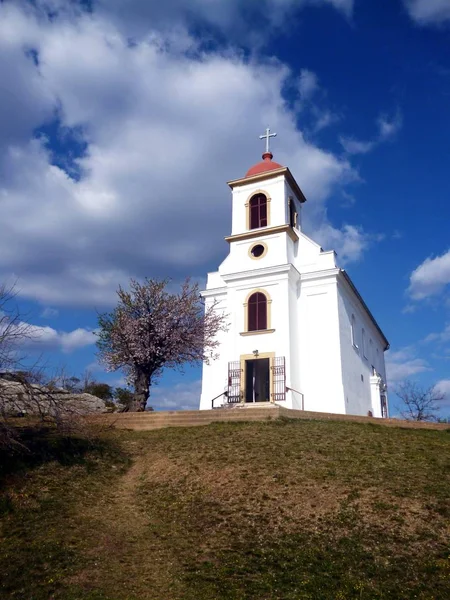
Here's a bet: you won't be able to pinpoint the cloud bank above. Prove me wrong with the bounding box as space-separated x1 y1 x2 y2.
386 347 431 384
96 0 354 38
408 249 450 301
404 0 450 26
434 379 450 409
0 0 376 309
340 112 403 155
150 379 201 411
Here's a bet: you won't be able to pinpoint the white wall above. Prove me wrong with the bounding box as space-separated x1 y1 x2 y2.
199 291 229 410
220 230 291 276
200 169 389 418
337 278 388 417
286 269 302 409
200 265 298 410
298 276 345 414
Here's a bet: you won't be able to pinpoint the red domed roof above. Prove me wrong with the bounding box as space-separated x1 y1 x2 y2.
245 152 283 177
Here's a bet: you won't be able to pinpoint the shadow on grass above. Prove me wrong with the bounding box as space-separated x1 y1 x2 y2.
0 426 117 487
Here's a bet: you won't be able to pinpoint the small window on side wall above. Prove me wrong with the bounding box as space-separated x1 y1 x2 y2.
249 193 268 230
248 292 267 331
351 314 358 348
362 329 367 358
289 197 298 229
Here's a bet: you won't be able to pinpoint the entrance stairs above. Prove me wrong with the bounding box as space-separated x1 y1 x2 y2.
89 405 448 431
227 402 278 410
92 405 278 431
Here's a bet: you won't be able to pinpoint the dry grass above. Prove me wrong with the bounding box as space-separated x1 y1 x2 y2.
0 418 449 599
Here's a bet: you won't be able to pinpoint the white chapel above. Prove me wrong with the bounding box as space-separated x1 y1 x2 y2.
199 130 389 418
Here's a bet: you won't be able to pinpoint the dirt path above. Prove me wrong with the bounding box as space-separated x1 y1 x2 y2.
69 443 180 599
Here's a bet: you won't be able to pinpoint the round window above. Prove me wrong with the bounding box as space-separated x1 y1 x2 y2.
250 244 266 258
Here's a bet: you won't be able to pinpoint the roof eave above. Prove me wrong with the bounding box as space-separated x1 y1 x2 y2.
340 270 390 351
227 167 307 203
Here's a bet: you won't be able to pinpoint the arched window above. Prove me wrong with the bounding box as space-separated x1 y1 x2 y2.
249 193 268 230
248 292 267 331
362 328 367 358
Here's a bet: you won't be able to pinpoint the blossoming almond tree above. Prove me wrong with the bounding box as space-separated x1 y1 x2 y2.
96 278 227 412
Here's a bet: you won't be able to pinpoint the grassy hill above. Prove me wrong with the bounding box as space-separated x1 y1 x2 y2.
0 418 449 599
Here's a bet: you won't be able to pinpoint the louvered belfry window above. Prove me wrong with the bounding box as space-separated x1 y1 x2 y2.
249 194 268 229
248 292 267 331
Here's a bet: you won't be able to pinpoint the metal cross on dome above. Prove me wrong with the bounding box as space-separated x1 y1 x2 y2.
259 127 277 154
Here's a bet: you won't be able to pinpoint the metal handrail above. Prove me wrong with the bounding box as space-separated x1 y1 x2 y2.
286 386 305 411
211 391 228 410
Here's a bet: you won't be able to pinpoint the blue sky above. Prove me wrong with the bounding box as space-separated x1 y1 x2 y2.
1 0 449 413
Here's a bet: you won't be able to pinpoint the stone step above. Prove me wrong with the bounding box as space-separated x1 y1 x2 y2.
107 414 277 425
93 409 277 420
90 408 280 431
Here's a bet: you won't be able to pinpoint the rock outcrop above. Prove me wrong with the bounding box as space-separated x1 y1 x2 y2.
0 379 108 416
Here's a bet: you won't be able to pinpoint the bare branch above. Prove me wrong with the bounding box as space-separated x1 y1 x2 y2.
0 283 105 449
0 281 38 371
395 380 444 422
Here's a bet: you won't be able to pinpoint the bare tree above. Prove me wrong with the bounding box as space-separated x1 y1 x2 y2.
395 380 444 422
0 281 34 371
0 285 101 450
96 278 227 411
81 369 95 392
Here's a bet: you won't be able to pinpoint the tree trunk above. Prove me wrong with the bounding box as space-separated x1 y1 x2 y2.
131 369 150 412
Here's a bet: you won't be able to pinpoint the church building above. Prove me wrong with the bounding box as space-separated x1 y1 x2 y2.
199 130 389 418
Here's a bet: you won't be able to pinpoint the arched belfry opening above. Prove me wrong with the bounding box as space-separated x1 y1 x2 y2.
249 193 268 230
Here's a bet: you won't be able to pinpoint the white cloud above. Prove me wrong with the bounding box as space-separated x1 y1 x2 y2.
385 346 431 384
425 323 450 344
24 324 96 353
340 190 356 208
95 0 354 39
0 1 373 308
402 304 417 314
340 138 375 155
298 69 320 100
404 0 450 25
377 113 403 141
434 379 450 408
326 0 354 16
340 111 403 155
313 109 340 132
1 317 96 354
150 380 201 411
407 249 450 301
40 307 59 318
295 70 341 133
314 223 383 264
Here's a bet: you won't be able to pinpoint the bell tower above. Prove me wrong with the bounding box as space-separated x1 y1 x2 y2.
224 128 306 269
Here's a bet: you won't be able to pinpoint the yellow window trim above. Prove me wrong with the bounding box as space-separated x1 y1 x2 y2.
243 288 272 332
245 190 271 230
225 224 299 244
248 241 268 260
240 329 275 336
